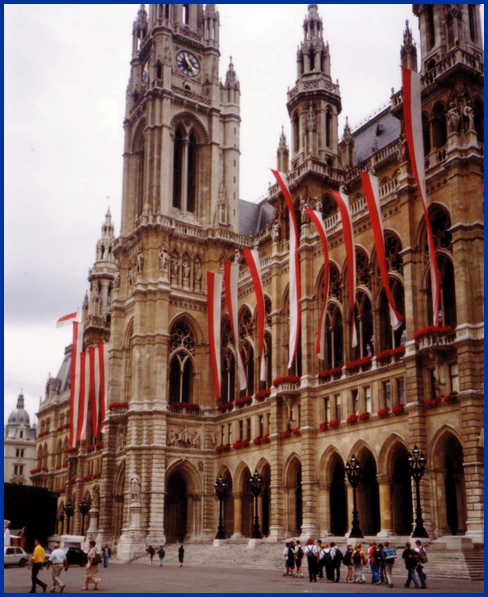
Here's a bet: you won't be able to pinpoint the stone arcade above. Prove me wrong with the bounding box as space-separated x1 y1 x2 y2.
33 3 484 565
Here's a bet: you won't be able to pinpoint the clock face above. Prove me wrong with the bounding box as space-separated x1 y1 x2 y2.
176 51 201 78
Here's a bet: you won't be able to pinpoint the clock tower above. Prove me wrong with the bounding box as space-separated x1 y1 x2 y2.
121 3 241 236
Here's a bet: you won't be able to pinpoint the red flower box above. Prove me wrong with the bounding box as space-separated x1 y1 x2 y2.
358 412 370 422
329 418 340 429
319 421 328 431
218 401 235 413
56 465 61 471
108 402 129 410
236 396 253 407
392 403 406 416
95 442 104 450
376 346 406 364
281 430 292 439
233 441 243 449
38 430 49 438
170 402 201 412
87 445 95 453
378 407 390 419
424 397 441 409
255 389 271 401
273 376 300 388
65 447 77 454
292 427 301 436
70 479 77 485
347 414 358 425
443 392 458 404
345 357 372 373
241 440 250 448
261 434 270 444
30 467 42 475
56 424 70 432
414 325 453 342
253 438 262 445
318 367 343 381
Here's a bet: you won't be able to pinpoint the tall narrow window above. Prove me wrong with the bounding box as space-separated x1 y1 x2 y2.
183 4 190 25
325 107 332 148
384 381 392 409
324 397 330 422
397 378 406 405
168 320 195 404
426 6 435 49
309 49 315 71
449 364 459 393
239 420 243 442
422 113 431 155
187 132 197 213
173 127 184 209
293 112 300 154
365 386 372 413
352 389 359 415
432 103 447 149
246 418 251 441
134 132 145 218
336 395 342 420
469 5 477 43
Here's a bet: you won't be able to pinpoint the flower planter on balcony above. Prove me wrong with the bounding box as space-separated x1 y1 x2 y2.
319 421 329 431
281 430 292 439
273 376 300 395
292 428 301 436
378 407 390 419
345 357 372 376
218 401 235 414
376 346 406 366
254 389 271 402
443 392 458 405
358 412 371 423
347 414 358 425
424 397 441 409
318 367 343 383
215 445 231 454
236 396 253 408
415 326 456 352
108 402 129 415
392 403 406 416
328 418 340 430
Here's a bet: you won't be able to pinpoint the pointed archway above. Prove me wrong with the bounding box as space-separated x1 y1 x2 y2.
285 455 302 537
164 460 203 542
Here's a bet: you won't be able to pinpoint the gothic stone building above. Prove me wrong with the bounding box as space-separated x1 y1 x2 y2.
4 393 36 486
33 4 484 559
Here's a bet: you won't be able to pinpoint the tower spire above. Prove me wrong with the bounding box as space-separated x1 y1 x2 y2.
277 127 290 174
400 20 418 72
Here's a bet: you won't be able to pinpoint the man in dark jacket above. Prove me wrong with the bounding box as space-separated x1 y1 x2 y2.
402 542 419 589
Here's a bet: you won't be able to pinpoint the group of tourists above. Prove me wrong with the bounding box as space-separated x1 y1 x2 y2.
146 544 185 568
282 538 428 589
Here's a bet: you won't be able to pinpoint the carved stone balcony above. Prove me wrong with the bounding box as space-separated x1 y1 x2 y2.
415 327 457 355
273 377 301 397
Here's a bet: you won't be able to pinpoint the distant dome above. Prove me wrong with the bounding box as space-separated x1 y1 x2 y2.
7 393 30 426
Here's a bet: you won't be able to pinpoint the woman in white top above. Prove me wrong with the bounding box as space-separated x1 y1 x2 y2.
304 539 319 583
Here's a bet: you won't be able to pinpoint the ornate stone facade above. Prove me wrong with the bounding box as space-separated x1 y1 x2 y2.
34 4 484 558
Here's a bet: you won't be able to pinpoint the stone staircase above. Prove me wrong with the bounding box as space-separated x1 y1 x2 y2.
128 536 483 581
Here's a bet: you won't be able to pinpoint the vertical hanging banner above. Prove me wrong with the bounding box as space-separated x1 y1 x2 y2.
89 345 100 437
77 351 90 442
271 169 301 369
331 190 358 348
224 260 247 392
207 271 223 399
402 66 440 326
69 321 83 448
361 172 405 330
305 208 330 360
243 248 267 382
98 342 109 433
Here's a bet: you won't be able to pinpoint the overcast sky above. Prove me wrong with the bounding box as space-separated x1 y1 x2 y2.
4 4 484 425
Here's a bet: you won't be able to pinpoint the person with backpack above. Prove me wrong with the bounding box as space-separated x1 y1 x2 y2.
316 540 324 578
382 541 397 588
282 542 294 577
368 541 380 584
402 542 420 589
294 540 304 578
414 540 427 589
330 542 343 583
304 538 320 583
343 544 354 583
376 543 386 584
352 543 367 584
319 542 334 582
157 545 165 568
146 545 156 567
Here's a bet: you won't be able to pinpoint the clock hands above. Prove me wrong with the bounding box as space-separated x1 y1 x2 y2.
184 54 197 74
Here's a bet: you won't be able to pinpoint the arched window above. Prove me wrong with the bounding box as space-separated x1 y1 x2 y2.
56 440 62 468
173 127 184 209
422 113 431 155
293 112 300 154
325 107 332 148
426 5 435 49
432 103 447 149
379 281 405 351
221 349 236 403
133 124 145 218
309 48 315 72
63 437 68 466
325 305 343 369
321 193 338 219
183 4 190 25
169 320 195 404
187 132 197 213
469 4 477 43
356 248 372 290
264 333 272 389
427 255 457 328
242 341 254 396
352 292 373 360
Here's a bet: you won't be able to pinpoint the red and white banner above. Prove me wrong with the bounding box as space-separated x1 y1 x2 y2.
89 345 100 437
98 342 109 433
271 169 301 369
331 190 358 348
69 321 83 447
77 352 89 443
207 272 223 399
361 172 405 330
243 248 267 382
306 208 330 360
402 66 440 325
224 261 247 392
56 312 77 328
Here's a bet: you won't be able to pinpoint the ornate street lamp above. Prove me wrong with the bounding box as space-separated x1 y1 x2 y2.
79 498 90 536
64 501 74 535
58 512 65 536
345 455 364 539
214 476 229 540
249 469 264 539
408 445 429 538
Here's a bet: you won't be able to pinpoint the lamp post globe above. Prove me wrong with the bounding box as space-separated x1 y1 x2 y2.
79 498 90 536
214 476 229 540
249 469 264 539
408 445 429 538
345 455 364 539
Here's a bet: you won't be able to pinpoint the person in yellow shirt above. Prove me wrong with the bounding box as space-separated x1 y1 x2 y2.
28 538 47 593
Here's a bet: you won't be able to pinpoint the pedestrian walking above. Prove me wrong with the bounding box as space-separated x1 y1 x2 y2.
352 543 367 584
368 541 380 584
157 545 166 568
376 543 386 584
47 542 67 593
316 540 324 578
294 541 304 578
178 544 185 567
102 544 111 569
382 541 397 588
304 538 319 583
82 540 102 591
283 542 295 576
146 545 155 566
414 540 428 589
330 542 343 583
343 544 354 583
320 542 334 582
402 542 420 589
28 538 47 593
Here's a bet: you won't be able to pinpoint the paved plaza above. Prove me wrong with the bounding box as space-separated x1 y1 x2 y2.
4 562 483 594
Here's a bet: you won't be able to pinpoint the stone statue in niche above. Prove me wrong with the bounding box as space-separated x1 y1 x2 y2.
90 483 100 510
159 247 169 272
194 258 202 287
447 102 461 134
272 220 280 242
136 250 144 273
182 258 191 281
114 271 121 289
464 102 475 131
117 427 127 451
171 256 180 280
130 472 141 503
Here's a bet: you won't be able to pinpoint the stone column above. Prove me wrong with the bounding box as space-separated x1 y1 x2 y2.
346 482 354 535
318 483 330 537
258 495 264 532
232 491 243 539
377 474 393 537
